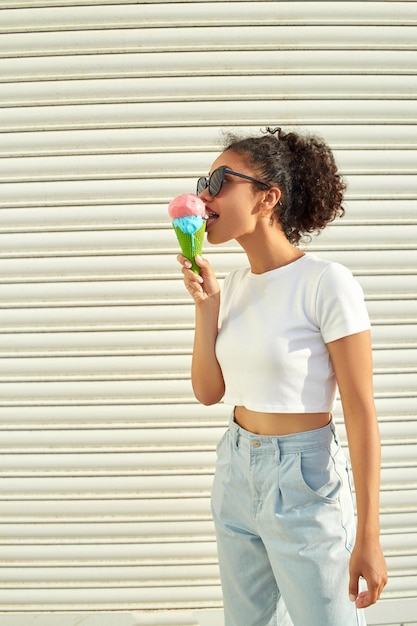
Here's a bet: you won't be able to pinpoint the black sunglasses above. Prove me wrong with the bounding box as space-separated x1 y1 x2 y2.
196 166 270 197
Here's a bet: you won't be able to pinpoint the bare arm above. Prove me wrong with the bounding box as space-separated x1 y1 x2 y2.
179 254 225 405
327 330 387 608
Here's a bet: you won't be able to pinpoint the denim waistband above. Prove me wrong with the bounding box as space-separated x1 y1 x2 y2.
228 412 338 454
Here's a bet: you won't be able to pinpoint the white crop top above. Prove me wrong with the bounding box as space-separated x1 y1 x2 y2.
215 254 370 413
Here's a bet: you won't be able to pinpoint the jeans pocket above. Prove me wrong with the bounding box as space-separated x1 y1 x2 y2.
296 445 342 503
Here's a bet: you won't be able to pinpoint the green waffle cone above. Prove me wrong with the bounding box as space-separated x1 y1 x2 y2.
173 221 206 274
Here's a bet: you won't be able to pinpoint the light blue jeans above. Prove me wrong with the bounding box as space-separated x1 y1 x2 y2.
211 416 366 626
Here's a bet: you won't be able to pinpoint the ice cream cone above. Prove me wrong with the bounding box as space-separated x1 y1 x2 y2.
173 220 206 274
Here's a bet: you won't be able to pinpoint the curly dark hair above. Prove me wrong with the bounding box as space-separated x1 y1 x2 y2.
223 127 346 245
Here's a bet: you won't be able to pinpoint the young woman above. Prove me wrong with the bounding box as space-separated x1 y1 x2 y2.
177 127 387 626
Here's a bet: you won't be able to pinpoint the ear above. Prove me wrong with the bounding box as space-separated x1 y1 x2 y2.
260 186 281 213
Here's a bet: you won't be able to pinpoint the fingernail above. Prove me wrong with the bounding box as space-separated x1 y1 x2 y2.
184 260 192 268
349 594 356 603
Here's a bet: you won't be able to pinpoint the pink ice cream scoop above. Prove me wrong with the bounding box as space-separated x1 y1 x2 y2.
168 193 206 274
168 193 206 220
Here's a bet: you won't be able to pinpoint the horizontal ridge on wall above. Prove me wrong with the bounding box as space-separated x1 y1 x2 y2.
1 2 417 32
2 52 417 82
2 76 417 107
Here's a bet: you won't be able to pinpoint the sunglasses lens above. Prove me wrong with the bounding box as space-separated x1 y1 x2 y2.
208 168 224 196
196 176 208 195
197 167 225 196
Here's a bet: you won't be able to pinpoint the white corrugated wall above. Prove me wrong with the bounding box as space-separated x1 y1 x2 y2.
0 2 416 625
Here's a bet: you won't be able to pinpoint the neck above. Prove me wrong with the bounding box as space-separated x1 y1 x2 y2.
237 227 304 274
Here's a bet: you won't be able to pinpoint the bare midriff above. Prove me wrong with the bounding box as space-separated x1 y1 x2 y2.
234 405 331 436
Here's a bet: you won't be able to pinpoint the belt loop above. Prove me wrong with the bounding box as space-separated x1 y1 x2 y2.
274 438 281 464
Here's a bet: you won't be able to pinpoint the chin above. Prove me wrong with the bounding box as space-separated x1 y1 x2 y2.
207 231 230 246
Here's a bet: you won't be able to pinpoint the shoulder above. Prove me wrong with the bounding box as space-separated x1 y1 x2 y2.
222 266 250 290
303 253 351 277
302 254 361 293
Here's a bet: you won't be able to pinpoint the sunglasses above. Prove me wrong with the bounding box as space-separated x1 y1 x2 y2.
196 166 270 197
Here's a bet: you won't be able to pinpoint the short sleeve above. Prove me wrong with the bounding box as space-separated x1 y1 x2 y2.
316 263 371 344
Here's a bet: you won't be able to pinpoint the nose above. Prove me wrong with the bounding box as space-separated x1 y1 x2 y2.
198 186 212 201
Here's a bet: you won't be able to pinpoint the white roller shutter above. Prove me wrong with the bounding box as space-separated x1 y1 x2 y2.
0 1 416 625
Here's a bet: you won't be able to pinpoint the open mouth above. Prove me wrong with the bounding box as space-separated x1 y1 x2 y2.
205 210 219 230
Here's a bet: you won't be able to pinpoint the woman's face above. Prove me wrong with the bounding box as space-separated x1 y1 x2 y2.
199 150 267 245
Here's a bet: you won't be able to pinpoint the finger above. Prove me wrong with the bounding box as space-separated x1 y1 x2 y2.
194 254 211 272
182 268 204 297
181 261 203 279
176 254 192 268
184 271 203 287
355 589 378 609
348 574 359 603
